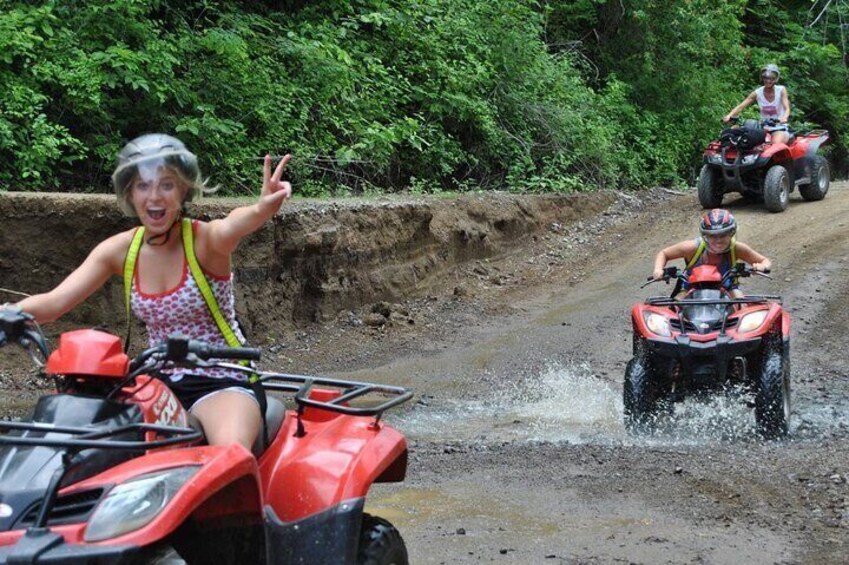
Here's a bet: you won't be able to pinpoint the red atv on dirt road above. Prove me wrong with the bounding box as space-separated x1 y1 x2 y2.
698 117 830 213
0 308 412 564
624 263 791 439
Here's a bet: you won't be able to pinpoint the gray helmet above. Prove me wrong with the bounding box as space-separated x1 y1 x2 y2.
761 64 780 80
111 134 202 216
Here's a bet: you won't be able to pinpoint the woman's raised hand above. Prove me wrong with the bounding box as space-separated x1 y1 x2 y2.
260 154 293 215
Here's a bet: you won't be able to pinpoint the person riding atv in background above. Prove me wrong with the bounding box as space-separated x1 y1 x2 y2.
8 134 293 452
652 209 772 299
723 63 791 145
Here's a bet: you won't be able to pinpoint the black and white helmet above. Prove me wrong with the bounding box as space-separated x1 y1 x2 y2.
111 134 203 216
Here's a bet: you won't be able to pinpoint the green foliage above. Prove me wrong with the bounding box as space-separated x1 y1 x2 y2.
0 0 847 194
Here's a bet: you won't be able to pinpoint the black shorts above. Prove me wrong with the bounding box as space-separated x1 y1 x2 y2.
164 374 258 412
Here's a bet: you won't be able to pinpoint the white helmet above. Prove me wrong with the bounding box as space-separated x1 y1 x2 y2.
111 134 203 216
760 64 780 80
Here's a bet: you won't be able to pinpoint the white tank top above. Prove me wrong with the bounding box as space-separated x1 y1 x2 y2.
131 258 248 382
755 85 785 120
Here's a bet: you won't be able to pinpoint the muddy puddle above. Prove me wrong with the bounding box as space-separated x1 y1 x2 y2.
387 361 849 446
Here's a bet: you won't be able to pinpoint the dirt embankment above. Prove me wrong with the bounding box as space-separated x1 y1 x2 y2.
0 190 614 338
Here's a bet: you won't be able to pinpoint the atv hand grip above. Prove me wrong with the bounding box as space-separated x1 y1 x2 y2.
197 346 262 361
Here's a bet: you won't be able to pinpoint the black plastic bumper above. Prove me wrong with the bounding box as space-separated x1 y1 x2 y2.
648 335 762 360
265 498 365 565
0 529 137 565
648 335 763 385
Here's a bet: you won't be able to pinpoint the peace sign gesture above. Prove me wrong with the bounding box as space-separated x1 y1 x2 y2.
259 153 293 216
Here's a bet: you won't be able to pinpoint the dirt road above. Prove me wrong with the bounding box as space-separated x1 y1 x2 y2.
2 184 848 564
303 184 849 564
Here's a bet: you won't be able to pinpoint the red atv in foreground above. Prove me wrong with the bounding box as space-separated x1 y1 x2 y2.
698 117 830 213
0 308 412 564
624 263 791 439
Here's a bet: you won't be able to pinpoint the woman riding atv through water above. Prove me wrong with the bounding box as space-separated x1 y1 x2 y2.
652 209 772 299
723 63 791 145
8 134 293 452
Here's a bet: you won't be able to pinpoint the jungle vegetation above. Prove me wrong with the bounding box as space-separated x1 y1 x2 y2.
1 0 847 196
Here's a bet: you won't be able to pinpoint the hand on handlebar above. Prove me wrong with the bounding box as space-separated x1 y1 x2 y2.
642 266 680 288
751 262 770 274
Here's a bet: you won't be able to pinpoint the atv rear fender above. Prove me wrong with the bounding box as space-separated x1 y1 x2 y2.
259 412 408 523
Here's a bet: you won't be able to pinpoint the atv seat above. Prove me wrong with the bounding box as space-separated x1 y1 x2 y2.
186 396 286 457
252 396 286 457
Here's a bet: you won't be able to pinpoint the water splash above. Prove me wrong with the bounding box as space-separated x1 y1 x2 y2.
638 386 759 446
389 362 849 446
393 361 622 444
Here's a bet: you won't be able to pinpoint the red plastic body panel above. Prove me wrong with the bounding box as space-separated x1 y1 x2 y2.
703 131 827 164
632 301 784 342
0 444 260 548
687 265 722 285
45 330 129 377
120 375 190 432
258 406 408 523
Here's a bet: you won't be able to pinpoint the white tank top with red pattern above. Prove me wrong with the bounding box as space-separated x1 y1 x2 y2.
131 256 249 382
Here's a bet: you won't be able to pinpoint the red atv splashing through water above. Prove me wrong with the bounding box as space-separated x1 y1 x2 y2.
0 308 412 564
698 117 830 213
624 263 791 438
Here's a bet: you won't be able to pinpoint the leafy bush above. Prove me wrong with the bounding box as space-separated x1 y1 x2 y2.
0 0 845 195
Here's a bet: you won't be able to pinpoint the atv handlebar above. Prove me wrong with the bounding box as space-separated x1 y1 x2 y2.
643 262 771 289
723 116 783 127
130 335 261 374
0 306 50 363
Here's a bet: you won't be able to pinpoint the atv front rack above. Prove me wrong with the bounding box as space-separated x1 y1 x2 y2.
646 295 782 307
0 421 202 450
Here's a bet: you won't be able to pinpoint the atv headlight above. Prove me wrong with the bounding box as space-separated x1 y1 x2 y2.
644 313 672 337
741 154 758 165
84 466 199 542
738 310 769 333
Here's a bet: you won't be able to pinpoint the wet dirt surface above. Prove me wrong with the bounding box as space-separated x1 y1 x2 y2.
295 185 849 564
3 184 849 563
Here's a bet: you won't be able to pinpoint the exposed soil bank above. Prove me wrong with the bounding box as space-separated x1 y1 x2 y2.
0 190 614 337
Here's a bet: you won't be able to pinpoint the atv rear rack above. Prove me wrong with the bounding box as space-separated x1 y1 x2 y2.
261 372 413 418
212 364 413 418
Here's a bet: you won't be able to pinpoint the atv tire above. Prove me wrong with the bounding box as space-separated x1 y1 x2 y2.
754 337 790 439
764 164 790 212
799 155 830 201
697 165 724 208
132 544 185 565
623 356 668 433
357 514 409 565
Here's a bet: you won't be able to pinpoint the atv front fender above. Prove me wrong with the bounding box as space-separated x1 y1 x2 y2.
0 445 261 563
82 444 260 547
